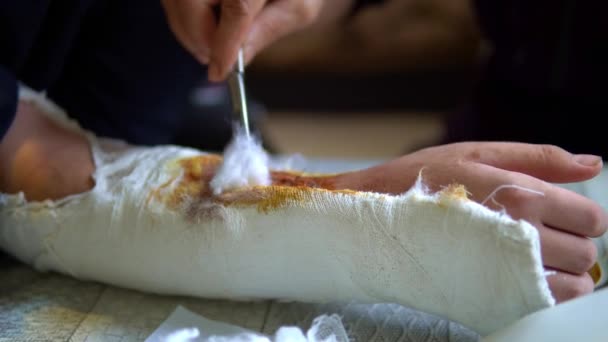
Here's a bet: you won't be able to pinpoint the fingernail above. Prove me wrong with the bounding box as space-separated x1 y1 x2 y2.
574 154 602 167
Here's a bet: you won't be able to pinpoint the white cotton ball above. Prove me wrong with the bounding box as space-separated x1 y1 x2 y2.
210 127 271 195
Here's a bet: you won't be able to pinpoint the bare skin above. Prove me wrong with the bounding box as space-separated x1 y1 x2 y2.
337 142 607 302
0 101 94 202
161 0 324 82
0 101 606 303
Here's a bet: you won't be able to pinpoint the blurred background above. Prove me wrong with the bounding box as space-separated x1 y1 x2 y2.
175 0 487 159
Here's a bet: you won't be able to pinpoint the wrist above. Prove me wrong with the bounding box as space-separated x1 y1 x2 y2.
0 99 94 201
335 157 421 195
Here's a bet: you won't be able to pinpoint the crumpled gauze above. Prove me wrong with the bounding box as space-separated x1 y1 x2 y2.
0 89 555 336
149 306 348 342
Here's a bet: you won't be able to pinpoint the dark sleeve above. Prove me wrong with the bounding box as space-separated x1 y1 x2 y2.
0 1 52 140
0 0 87 140
46 0 204 145
1 1 203 146
1 1 96 88
0 66 17 140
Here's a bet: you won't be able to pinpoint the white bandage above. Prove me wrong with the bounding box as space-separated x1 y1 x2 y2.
0 90 555 336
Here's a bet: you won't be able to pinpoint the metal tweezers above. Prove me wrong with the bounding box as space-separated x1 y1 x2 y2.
227 48 251 138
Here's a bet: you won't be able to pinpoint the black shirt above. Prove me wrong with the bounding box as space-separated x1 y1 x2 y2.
0 0 203 145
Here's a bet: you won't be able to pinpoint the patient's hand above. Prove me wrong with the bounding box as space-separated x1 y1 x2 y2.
0 101 94 201
339 142 608 303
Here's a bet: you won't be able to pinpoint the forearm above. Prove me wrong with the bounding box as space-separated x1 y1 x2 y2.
0 89 94 201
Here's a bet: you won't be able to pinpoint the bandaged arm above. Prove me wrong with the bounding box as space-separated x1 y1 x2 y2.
0 91 556 336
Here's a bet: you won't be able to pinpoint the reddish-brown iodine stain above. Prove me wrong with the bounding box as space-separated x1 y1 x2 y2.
270 171 338 190
150 155 347 223
150 155 477 223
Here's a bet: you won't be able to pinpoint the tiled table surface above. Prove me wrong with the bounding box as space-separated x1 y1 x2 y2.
0 261 479 342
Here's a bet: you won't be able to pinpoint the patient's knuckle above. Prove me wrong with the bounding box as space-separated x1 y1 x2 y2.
500 183 538 208
585 206 606 237
564 274 594 300
575 240 598 273
538 144 563 162
464 149 482 162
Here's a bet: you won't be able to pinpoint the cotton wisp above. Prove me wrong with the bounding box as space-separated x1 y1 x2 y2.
210 126 271 195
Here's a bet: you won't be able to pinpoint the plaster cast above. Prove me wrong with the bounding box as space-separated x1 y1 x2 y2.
0 89 557 336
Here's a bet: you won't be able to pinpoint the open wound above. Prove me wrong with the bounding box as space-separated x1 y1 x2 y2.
148 154 474 224
147 155 354 222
